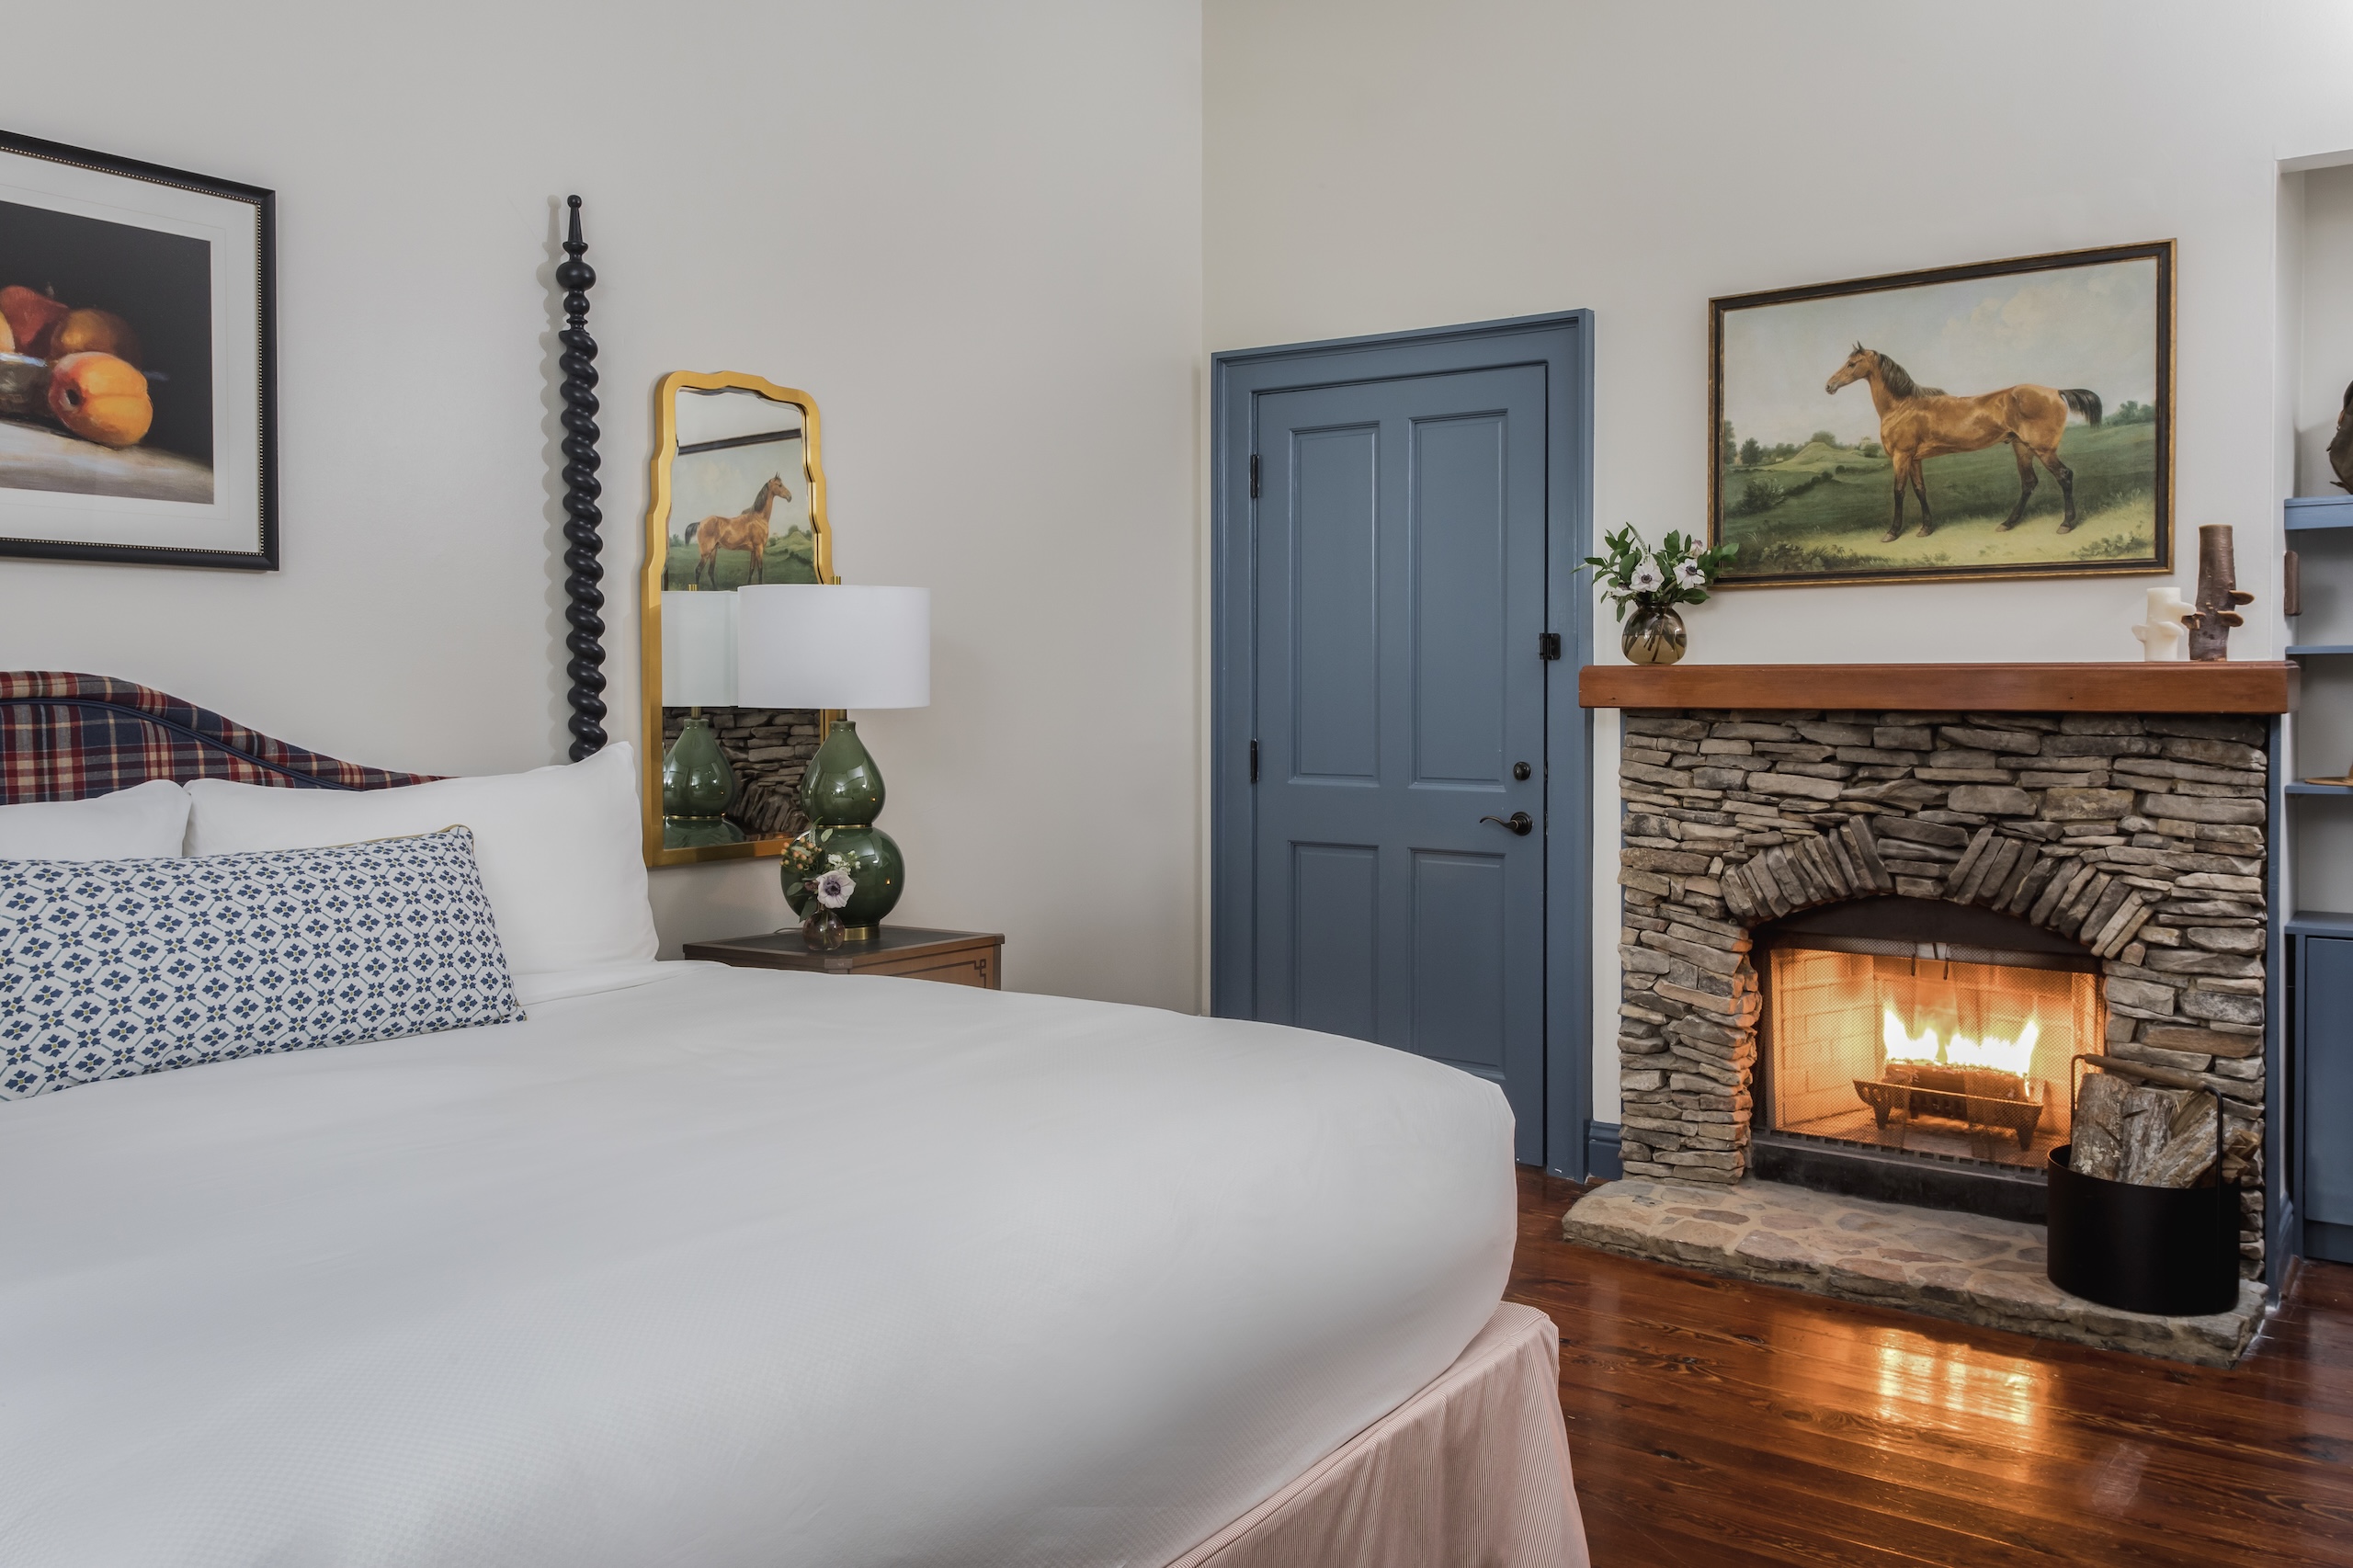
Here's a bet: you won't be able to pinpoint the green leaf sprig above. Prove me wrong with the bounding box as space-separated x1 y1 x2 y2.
1582 525 1739 623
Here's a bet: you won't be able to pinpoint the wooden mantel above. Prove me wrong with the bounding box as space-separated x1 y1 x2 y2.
1577 662 2297 714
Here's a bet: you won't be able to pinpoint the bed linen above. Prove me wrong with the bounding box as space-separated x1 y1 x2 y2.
185 744 657 978
0 962 1518 1567
1173 1303 1586 1568
0 776 188 859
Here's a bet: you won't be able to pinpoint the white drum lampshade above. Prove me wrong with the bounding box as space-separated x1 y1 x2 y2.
660 590 738 707
734 585 931 710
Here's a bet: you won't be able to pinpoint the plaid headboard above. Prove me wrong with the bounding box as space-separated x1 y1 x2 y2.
0 672 434 804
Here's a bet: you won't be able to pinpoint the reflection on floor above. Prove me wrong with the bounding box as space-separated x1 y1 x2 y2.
1509 1167 2353 1568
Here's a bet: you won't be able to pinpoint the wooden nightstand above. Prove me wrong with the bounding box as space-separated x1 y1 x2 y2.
680 926 1004 989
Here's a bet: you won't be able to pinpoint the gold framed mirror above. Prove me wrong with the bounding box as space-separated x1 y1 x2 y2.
639 371 834 867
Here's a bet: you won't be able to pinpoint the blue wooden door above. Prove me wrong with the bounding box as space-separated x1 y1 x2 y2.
1250 366 1548 1157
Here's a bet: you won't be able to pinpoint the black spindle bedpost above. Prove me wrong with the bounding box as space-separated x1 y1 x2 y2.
557 194 607 760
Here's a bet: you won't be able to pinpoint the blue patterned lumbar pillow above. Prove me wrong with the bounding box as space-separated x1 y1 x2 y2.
0 825 523 1101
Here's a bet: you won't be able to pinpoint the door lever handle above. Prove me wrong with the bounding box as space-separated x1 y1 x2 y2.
1481 812 1534 836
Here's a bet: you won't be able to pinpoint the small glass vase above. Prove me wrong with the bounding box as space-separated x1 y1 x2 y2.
801 907 847 952
1621 604 1688 665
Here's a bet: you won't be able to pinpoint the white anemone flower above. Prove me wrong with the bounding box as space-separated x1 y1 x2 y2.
1628 562 1665 595
1674 558 1708 590
813 869 857 909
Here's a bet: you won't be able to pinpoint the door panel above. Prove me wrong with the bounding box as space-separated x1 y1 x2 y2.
1413 415 1508 785
1250 364 1547 1156
1290 843 1380 1040
1410 849 1509 1071
1291 426 1381 781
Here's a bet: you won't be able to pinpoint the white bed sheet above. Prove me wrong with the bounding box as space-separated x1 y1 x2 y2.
0 964 1516 1567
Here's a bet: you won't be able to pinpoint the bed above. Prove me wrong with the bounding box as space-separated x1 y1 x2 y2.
0 673 1586 1566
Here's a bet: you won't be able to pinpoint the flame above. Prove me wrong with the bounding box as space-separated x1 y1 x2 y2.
1880 1008 2038 1076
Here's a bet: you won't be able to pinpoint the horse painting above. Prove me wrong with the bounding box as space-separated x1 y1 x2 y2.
1825 346 2102 541
684 474 792 588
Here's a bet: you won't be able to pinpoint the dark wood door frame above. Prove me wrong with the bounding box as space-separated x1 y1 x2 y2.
1211 312 1597 1180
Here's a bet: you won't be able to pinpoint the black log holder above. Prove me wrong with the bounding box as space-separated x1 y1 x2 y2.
2046 1053 2238 1317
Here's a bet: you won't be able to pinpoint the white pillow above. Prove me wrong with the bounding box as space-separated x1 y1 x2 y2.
0 779 190 861
186 744 656 977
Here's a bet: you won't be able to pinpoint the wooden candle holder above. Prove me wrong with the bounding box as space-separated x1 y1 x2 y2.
2182 524 2254 663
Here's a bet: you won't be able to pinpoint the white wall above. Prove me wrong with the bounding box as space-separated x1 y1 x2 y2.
1204 0 2353 1124
0 1 1205 1009
2286 164 2353 909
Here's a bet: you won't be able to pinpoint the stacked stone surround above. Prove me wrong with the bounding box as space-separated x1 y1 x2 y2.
1614 706 2269 1276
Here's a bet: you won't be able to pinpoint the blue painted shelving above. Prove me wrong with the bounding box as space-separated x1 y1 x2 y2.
2286 494 2353 530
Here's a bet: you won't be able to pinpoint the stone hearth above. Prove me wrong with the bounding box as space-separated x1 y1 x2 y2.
1612 706 2268 1276
1562 1176 2265 1365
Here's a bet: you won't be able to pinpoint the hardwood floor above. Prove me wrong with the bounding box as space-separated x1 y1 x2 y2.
1508 1169 2353 1567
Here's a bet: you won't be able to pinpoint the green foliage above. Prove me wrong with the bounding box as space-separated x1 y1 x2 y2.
1809 430 1839 448
1738 437 1763 467
1858 439 1884 459
1584 523 1739 621
2071 517 2156 558
1733 471 1834 515
1717 423 2160 577
2110 400 2157 426
1720 420 1737 468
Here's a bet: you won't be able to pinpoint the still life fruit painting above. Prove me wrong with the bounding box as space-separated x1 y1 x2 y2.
1708 241 2173 588
0 212 209 498
0 129 275 570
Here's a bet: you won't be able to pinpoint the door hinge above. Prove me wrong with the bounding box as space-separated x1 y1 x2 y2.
1249 453 1261 499
1537 632 1562 661
1249 738 1260 782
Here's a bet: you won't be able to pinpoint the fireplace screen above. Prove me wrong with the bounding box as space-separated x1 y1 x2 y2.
1764 946 2099 1169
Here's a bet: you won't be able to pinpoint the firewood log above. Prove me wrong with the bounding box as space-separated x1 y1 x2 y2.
2141 1091 2221 1187
2071 1072 2129 1179
2220 1119 2262 1184
2118 1084 2185 1184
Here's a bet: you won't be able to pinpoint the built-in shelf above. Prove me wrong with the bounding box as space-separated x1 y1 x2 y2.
2287 507 2353 822
2286 494 2353 529
2287 910 2353 939
1577 661 2298 713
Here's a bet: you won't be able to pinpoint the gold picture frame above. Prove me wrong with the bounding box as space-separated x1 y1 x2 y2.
1708 240 2175 589
639 370 835 868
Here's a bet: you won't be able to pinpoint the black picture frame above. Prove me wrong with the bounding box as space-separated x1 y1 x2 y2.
1708 240 2174 589
0 129 276 572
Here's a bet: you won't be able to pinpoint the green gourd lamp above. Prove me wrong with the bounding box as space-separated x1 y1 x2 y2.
734 584 930 937
659 587 747 848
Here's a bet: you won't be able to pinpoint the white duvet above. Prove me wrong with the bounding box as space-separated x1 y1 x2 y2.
0 964 1515 1567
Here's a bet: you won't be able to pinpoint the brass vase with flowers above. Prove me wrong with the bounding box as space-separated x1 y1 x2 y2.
1584 524 1736 666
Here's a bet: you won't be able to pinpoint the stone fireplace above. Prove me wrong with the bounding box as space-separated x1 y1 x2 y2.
1610 701 2271 1278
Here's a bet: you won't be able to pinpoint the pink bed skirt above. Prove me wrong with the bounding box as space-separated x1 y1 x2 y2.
1169 1302 1589 1568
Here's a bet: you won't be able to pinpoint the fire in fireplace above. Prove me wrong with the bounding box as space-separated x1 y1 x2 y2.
1755 898 2104 1217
